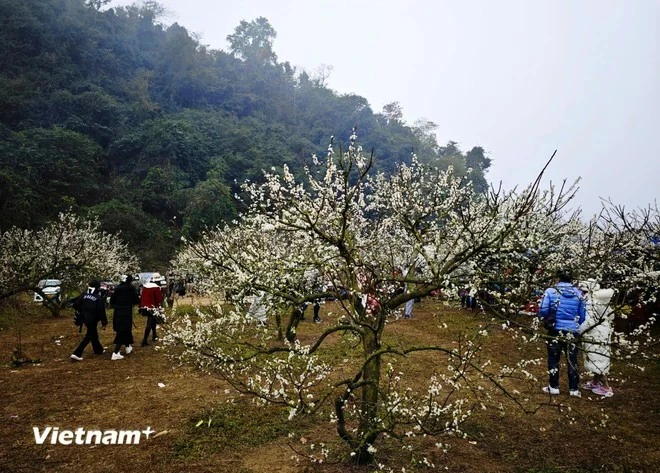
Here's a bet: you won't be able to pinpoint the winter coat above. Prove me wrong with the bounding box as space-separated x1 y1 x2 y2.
579 280 615 374
247 292 268 323
303 268 323 293
73 289 107 327
538 282 586 333
110 282 139 332
139 282 163 309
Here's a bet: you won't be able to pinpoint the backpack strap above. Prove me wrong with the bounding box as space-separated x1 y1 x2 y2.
548 286 561 317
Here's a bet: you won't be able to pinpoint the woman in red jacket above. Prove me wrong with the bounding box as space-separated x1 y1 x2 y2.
139 277 163 346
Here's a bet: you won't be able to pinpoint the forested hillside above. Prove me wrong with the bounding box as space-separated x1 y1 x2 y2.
0 0 491 267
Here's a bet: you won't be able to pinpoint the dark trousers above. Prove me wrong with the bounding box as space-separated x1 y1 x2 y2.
460 294 469 308
113 330 134 353
73 322 104 356
461 295 477 310
142 316 157 343
302 301 320 321
547 331 580 390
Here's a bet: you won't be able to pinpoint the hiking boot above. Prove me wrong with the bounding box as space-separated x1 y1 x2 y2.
314 318 322 323
111 352 124 361
141 341 149 347
542 386 560 395
569 390 582 398
582 380 597 390
592 385 614 397
125 345 133 355
70 354 83 362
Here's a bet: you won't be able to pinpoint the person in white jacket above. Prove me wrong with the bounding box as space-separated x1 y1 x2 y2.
579 279 615 397
247 291 268 326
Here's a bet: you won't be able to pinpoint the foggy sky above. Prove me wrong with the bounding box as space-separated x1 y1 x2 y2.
111 0 659 217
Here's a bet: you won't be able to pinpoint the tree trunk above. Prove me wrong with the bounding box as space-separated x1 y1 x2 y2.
285 305 303 342
42 298 61 317
354 329 381 464
274 304 284 341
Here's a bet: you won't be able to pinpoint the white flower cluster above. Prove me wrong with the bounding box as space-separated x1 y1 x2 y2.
0 211 136 300
167 131 658 465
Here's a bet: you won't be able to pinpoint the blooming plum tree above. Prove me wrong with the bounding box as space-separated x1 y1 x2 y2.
169 131 657 465
0 211 137 316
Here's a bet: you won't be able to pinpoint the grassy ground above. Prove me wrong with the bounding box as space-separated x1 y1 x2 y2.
0 297 658 472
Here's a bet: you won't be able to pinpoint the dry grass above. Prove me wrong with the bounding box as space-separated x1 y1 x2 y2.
0 298 658 472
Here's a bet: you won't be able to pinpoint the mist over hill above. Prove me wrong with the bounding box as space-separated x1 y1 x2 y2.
0 0 490 267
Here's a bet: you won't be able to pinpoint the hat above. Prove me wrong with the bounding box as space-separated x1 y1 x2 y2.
579 279 600 292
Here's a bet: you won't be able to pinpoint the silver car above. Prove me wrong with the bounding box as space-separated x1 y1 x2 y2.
34 279 62 303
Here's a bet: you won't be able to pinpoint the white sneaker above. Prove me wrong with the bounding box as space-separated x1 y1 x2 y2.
542 386 560 395
111 352 125 361
125 345 133 355
569 390 582 398
70 354 83 362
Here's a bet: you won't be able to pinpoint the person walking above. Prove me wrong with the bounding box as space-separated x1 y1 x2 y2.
70 280 107 361
301 299 322 323
401 265 417 319
139 276 163 346
109 274 140 360
538 270 586 397
301 268 323 323
247 291 269 326
579 279 615 397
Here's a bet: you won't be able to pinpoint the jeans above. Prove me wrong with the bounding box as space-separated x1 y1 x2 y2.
404 299 414 318
302 301 321 321
547 330 580 391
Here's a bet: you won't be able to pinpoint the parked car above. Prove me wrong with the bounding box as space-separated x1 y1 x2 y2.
151 272 167 290
33 279 62 303
136 272 167 293
137 272 154 286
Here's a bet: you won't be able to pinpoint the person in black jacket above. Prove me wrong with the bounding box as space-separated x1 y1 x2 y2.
71 280 107 361
109 274 140 360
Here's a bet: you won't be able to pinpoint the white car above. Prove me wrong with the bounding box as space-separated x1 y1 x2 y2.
34 279 62 303
151 272 167 289
137 272 167 290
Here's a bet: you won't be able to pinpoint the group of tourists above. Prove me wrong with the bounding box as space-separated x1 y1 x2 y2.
70 274 164 362
69 266 617 398
537 270 615 398
454 268 616 398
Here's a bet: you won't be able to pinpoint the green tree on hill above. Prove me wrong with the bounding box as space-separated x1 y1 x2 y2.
0 0 493 267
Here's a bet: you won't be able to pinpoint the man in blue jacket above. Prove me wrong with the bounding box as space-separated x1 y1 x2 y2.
538 270 586 397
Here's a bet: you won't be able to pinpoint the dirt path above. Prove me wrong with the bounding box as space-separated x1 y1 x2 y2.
1 303 658 472
0 311 234 473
